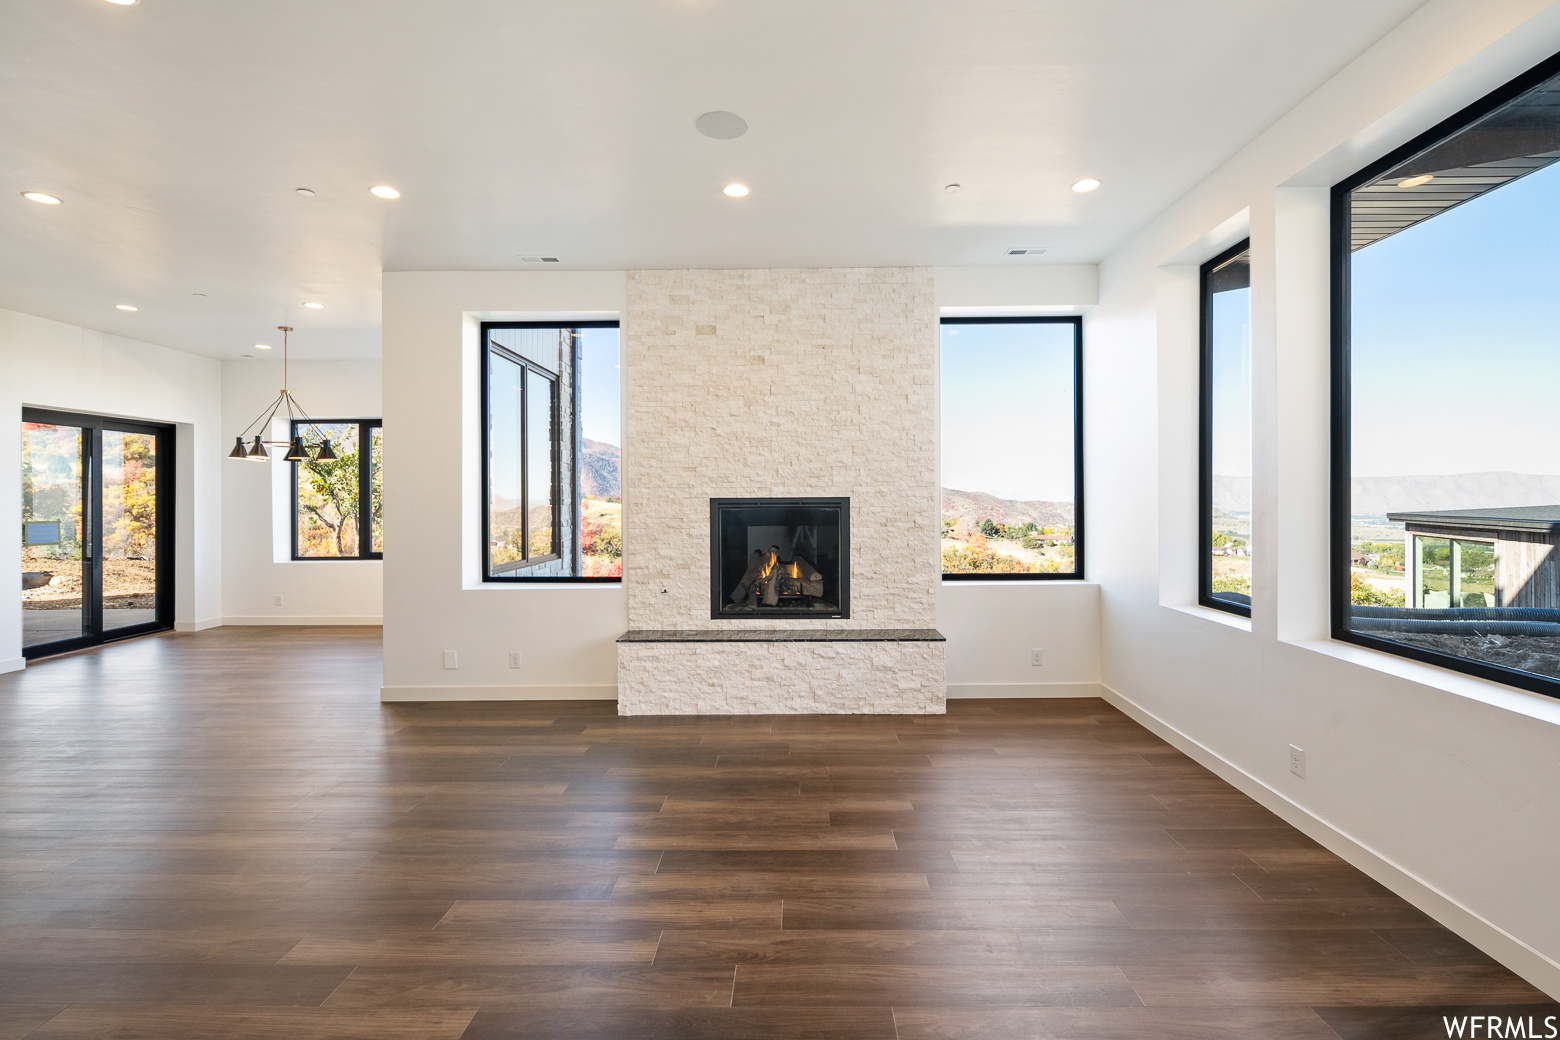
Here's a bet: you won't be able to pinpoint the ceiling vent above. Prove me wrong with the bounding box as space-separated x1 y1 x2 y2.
520 256 561 263
1005 248 1047 257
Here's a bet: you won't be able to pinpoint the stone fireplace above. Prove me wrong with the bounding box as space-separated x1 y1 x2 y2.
616 268 946 715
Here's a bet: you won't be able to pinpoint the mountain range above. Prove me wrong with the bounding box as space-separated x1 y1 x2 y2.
941 488 1073 529
1213 471 1560 518
582 439 621 499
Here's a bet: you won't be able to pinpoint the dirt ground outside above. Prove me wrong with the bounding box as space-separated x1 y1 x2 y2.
21 555 157 610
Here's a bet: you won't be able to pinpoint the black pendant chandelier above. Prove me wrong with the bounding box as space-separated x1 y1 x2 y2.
227 326 339 463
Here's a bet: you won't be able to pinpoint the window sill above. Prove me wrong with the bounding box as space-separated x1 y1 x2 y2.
1288 637 1560 729
940 578 1098 587
1167 602 1252 632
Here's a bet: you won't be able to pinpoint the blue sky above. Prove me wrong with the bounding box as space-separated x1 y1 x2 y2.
1352 159 1560 477
578 327 621 448
941 321 1076 502
1210 285 1252 486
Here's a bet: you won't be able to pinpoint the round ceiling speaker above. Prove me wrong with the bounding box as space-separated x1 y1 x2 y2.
695 111 748 140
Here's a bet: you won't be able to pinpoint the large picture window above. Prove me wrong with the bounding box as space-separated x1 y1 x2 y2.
1200 240 1253 616
940 316 1082 579
1334 50 1560 696
292 419 382 559
482 322 621 581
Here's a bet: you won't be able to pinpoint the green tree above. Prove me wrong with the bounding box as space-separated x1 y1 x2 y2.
299 433 361 557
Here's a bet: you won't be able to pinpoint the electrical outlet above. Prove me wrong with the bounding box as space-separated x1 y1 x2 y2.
1289 744 1306 778
274 594 283 606
1030 648 1044 668
443 650 459 670
509 651 522 669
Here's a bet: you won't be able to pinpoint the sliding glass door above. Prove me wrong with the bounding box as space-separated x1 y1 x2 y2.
21 410 174 657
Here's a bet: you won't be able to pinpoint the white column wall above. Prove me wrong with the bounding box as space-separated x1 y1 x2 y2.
1091 0 1560 996
221 359 384 624
1 306 222 670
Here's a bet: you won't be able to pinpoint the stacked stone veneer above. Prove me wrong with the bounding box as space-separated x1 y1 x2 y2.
618 268 945 715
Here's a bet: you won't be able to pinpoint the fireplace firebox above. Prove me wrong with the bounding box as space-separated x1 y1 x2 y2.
711 498 848 619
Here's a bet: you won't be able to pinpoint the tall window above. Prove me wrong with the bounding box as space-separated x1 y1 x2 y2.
940 317 1082 579
482 322 621 581
1200 240 1253 616
292 420 382 559
1335 49 1560 696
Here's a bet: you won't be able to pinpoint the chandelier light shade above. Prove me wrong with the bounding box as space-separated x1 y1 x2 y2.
228 326 336 464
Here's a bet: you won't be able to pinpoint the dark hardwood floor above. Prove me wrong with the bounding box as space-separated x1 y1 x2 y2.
0 627 1552 1039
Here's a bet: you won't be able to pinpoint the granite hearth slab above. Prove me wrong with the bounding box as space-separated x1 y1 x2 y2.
619 628 945 643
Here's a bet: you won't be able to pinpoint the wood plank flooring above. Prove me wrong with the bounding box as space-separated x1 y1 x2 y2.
0 626 1553 1039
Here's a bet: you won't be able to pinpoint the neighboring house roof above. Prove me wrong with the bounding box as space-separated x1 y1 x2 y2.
1386 505 1560 534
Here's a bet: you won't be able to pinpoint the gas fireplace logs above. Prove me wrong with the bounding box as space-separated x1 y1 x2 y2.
732 547 825 607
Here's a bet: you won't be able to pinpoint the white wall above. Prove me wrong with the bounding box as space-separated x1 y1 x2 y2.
221 359 384 624
2 306 222 670
381 272 628 700
380 268 1102 701
937 262 1102 698
1089 0 1560 996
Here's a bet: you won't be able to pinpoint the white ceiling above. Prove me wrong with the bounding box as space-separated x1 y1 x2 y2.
1 0 1427 360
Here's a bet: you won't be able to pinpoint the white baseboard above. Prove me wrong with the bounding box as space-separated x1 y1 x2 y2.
0 656 24 675
174 618 222 633
381 683 617 703
947 681 1102 698
223 616 383 626
1101 682 1560 1001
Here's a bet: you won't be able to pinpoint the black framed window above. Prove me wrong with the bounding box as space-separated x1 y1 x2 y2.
482 321 621 582
292 419 381 560
1199 240 1253 616
940 316 1083 580
1333 48 1560 698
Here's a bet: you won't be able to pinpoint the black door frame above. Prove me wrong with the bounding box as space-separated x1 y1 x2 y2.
22 408 176 659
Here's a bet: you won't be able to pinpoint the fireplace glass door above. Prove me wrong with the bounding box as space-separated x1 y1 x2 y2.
711 498 848 619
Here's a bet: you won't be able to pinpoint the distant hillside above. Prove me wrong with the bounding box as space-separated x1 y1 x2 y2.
582 439 620 499
1216 471 1560 518
941 488 1072 529
1351 472 1560 516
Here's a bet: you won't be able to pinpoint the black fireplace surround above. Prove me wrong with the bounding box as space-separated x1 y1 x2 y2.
711 498 848 619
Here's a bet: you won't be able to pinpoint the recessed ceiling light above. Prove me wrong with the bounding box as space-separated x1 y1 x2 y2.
723 183 750 198
295 188 316 197
115 304 138 312
1398 174 1434 188
944 184 962 193
369 185 400 199
303 302 324 309
103 0 140 5
1071 178 1101 193
519 256 561 263
695 111 748 140
255 344 272 350
22 192 61 205
1005 248 1047 257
